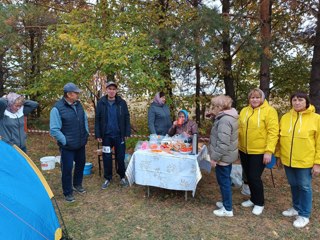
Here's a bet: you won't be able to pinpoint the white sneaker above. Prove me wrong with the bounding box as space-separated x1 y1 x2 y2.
241 199 254 208
252 205 264 216
241 184 251 196
282 207 298 217
293 216 309 228
213 207 233 217
216 201 223 208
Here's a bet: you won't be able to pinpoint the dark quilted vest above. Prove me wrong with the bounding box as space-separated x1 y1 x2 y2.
55 99 88 150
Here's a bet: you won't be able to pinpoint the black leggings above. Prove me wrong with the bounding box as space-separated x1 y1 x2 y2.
239 151 266 206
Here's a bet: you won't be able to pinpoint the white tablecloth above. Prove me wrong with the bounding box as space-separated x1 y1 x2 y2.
125 149 204 197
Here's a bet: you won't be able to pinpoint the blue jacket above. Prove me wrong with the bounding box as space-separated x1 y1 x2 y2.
50 98 89 150
95 95 131 139
148 102 171 135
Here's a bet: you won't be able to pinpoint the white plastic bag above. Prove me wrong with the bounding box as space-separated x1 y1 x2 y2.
230 164 243 188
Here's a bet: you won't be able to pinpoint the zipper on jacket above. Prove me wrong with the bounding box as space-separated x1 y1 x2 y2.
245 111 254 154
289 113 299 167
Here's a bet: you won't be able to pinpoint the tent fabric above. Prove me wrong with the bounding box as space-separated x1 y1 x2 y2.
0 139 62 240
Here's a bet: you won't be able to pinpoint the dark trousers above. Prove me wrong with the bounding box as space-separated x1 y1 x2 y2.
60 146 86 196
102 136 126 181
239 151 265 206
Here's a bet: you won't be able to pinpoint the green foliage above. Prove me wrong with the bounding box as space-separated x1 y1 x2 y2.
1 0 319 121
272 54 310 98
125 137 140 153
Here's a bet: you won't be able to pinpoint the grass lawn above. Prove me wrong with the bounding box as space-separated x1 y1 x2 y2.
27 133 320 240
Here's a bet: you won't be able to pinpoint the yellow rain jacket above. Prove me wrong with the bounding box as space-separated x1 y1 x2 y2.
238 100 279 154
279 106 320 168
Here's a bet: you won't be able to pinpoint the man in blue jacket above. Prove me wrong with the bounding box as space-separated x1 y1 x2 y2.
50 83 89 202
95 81 131 189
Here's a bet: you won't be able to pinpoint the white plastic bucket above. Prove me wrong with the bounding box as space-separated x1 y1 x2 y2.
40 156 56 170
55 156 61 164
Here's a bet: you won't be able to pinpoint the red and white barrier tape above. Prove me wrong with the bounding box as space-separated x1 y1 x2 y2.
27 129 210 141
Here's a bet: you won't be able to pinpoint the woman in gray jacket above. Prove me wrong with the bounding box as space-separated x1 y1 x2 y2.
208 95 238 217
148 92 172 136
0 92 39 152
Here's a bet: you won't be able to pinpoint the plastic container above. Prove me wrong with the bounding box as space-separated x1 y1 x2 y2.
55 156 61 164
266 155 276 169
192 133 198 154
124 153 132 169
40 156 56 170
83 162 93 175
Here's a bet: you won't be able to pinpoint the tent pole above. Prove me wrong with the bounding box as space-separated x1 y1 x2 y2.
270 169 276 188
53 197 72 240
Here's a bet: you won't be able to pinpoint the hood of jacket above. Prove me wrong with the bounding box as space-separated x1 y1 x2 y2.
286 105 315 134
216 108 239 120
150 101 166 108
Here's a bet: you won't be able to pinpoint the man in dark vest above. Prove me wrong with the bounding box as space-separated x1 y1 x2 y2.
95 81 131 189
50 83 89 202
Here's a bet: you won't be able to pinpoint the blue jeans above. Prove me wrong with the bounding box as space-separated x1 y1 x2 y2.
60 146 86 196
215 164 232 211
102 136 126 181
284 166 312 218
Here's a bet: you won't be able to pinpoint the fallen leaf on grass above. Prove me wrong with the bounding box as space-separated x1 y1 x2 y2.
136 226 146 231
272 230 279 237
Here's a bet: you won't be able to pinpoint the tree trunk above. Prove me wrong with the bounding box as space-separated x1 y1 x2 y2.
310 1 320 113
157 0 173 112
221 0 236 107
190 0 202 126
0 52 6 97
259 0 272 99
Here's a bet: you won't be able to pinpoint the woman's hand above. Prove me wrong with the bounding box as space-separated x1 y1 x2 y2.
263 153 272 165
173 120 178 127
210 160 216 168
312 164 320 177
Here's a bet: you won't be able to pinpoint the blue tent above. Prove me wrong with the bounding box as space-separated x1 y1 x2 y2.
0 139 62 239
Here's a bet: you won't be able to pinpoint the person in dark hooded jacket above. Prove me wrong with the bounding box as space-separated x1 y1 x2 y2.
148 92 172 136
95 81 131 190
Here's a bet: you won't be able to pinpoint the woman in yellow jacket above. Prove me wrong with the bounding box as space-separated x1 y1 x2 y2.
278 92 320 228
238 88 279 215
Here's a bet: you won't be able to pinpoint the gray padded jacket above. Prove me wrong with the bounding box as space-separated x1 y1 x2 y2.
208 108 239 164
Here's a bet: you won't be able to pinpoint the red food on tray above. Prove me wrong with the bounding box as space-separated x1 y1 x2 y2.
180 147 192 152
